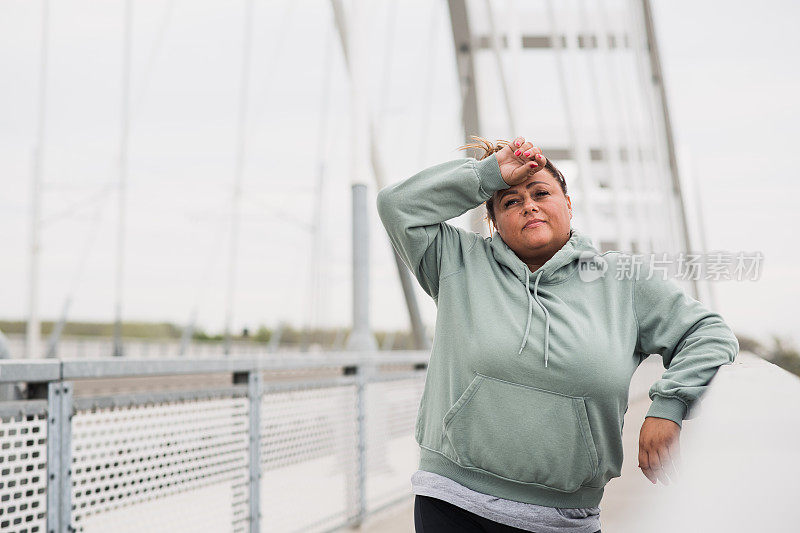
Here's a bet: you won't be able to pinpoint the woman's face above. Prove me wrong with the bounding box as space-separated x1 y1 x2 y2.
492 169 572 264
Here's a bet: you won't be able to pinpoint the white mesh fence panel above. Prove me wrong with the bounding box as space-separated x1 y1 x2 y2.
260 383 359 533
70 396 250 533
0 411 48 533
364 376 425 513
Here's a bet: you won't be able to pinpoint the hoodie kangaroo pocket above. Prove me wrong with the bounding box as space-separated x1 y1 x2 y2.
441 373 599 493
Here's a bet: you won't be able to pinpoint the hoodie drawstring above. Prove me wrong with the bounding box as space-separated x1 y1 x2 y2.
517 272 533 356
517 269 550 368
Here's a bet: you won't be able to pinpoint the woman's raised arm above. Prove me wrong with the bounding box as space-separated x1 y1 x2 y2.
376 137 546 299
376 155 508 299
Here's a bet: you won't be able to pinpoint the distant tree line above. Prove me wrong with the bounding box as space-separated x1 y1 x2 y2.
0 320 182 339
735 332 800 378
0 320 423 350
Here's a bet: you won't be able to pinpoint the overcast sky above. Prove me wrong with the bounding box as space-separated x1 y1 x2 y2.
1 0 797 348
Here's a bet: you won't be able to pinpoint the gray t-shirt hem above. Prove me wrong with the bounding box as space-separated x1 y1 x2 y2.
411 470 602 533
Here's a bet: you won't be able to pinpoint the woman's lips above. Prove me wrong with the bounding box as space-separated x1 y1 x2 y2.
524 220 546 229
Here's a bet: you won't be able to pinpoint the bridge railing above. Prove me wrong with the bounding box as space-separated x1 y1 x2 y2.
0 352 429 533
2 351 779 533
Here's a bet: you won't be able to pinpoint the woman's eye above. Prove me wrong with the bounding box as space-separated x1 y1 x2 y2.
504 193 548 208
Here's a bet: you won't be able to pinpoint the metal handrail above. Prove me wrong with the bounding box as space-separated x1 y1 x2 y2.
0 351 431 382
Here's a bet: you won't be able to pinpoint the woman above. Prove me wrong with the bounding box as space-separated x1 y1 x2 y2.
376 136 739 533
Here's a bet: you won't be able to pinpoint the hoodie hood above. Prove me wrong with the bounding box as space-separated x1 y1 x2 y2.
487 226 600 367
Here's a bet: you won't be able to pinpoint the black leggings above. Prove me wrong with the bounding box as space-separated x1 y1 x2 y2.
414 495 601 533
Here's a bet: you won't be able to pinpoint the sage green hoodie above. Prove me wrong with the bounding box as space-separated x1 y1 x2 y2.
376 154 739 508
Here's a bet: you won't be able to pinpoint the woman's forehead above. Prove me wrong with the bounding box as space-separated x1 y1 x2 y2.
494 170 559 197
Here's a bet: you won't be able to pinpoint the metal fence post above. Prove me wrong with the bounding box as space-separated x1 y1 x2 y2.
60 382 74 532
342 361 367 529
354 361 369 527
239 371 262 533
46 382 61 533
46 381 73 533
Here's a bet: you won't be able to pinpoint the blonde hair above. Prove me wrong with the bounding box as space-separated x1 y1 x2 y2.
456 135 568 235
457 135 513 161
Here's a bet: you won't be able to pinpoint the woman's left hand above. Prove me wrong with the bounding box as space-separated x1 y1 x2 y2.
638 416 681 485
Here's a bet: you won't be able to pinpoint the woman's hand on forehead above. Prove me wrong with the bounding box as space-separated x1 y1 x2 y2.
496 136 549 187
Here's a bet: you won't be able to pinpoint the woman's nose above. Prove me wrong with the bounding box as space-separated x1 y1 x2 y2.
522 198 538 213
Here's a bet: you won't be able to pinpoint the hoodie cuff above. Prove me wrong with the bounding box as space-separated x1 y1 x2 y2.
474 154 510 199
645 396 687 428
